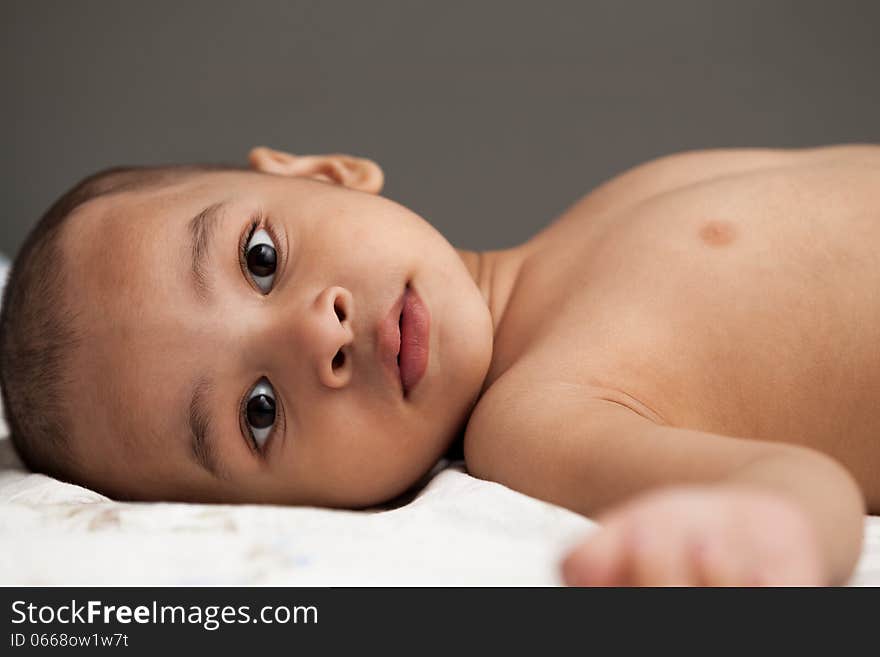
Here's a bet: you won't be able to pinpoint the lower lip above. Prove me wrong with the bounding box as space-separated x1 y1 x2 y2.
398 286 430 396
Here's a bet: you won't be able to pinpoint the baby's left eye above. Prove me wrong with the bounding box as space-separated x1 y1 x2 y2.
244 379 276 451
245 228 277 293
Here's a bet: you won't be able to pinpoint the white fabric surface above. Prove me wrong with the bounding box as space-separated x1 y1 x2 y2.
1 431 879 585
1 257 878 586
0 432 593 585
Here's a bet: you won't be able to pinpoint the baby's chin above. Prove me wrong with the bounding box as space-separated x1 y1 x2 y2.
316 464 442 510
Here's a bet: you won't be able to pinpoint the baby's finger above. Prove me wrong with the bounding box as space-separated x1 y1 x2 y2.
561 524 629 586
755 544 823 586
691 533 749 586
628 525 696 586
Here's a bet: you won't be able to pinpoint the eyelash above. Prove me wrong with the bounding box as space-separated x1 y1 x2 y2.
237 382 278 456
237 208 281 295
237 209 283 455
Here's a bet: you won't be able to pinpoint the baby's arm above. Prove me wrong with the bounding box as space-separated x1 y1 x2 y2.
466 390 865 585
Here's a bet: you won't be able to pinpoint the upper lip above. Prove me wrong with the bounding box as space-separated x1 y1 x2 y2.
377 286 407 395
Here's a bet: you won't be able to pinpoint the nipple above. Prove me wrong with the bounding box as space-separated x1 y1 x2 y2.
698 220 736 247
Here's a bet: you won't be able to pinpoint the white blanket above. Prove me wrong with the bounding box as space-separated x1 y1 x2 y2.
0 431 593 585
1 430 879 585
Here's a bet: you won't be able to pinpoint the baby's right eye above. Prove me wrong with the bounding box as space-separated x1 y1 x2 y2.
245 228 277 293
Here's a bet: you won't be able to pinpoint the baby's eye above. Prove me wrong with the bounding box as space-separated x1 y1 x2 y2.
245 228 277 293
245 379 276 450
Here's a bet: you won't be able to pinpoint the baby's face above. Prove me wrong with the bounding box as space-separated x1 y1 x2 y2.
59 165 492 506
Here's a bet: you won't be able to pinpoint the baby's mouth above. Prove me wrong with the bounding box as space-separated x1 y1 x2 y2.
377 284 410 398
397 307 404 365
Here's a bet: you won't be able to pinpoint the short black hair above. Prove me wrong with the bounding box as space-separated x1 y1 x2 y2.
0 163 245 481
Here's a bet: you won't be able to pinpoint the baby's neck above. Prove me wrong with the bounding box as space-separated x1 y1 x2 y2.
455 246 529 340
432 247 531 466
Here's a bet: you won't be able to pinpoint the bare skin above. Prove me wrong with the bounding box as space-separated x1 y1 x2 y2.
57 144 877 585
465 145 878 585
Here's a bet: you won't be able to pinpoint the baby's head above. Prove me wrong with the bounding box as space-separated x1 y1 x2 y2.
0 147 493 507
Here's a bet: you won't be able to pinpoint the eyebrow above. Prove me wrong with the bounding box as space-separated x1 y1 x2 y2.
188 377 224 479
188 201 227 302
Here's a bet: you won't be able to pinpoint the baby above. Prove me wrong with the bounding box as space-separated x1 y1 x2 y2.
2 145 876 586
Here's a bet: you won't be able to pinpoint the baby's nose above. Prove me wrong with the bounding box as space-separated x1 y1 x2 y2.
311 286 355 389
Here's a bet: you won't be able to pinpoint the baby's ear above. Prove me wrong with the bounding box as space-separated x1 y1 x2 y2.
247 146 384 194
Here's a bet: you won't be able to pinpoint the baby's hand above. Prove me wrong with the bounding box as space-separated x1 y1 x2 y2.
561 485 824 586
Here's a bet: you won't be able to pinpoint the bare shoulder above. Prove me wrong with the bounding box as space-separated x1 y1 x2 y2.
462 368 790 517
462 371 656 511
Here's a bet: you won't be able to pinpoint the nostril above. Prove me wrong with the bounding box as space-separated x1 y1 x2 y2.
334 298 346 322
332 349 345 371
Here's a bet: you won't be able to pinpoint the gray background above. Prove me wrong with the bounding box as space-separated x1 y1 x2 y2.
2 0 879 256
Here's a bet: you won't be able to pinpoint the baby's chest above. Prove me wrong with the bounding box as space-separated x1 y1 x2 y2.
496 175 880 446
